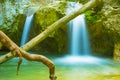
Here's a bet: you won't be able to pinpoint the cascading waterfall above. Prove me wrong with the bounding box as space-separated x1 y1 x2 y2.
20 15 33 46
69 14 91 56
67 2 91 56
54 2 102 64
20 6 39 46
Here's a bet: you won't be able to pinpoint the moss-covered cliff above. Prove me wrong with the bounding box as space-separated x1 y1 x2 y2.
87 0 120 58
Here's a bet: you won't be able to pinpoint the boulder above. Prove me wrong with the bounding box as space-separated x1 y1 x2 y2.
29 1 68 53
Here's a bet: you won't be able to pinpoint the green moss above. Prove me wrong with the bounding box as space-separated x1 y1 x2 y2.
85 10 101 23
50 1 67 14
34 1 66 37
30 1 68 53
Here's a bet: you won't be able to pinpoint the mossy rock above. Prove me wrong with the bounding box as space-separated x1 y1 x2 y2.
29 1 68 53
87 0 120 57
33 1 67 37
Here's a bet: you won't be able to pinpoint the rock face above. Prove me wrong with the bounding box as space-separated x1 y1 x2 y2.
103 0 120 60
0 0 31 45
87 0 120 58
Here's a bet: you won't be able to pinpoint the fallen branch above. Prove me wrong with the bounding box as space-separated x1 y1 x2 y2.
21 51 57 80
0 30 23 75
0 31 56 80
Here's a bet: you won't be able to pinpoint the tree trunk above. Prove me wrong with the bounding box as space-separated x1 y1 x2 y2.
0 0 102 63
113 42 120 61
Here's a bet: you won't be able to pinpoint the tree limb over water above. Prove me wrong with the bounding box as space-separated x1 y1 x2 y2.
0 30 56 80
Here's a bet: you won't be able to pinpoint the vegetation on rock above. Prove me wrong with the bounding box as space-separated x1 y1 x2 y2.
29 1 68 53
87 0 120 58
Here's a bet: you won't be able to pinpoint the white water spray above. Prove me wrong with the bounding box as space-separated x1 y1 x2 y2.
54 2 102 64
69 14 91 56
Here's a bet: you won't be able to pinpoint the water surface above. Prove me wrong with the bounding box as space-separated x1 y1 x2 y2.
1 57 120 80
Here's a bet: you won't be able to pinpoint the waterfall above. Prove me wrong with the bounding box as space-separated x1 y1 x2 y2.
20 6 40 46
67 2 91 56
20 15 33 46
69 14 91 56
54 2 101 64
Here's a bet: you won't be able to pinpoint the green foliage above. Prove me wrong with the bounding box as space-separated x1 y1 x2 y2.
65 0 77 2
85 11 101 23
